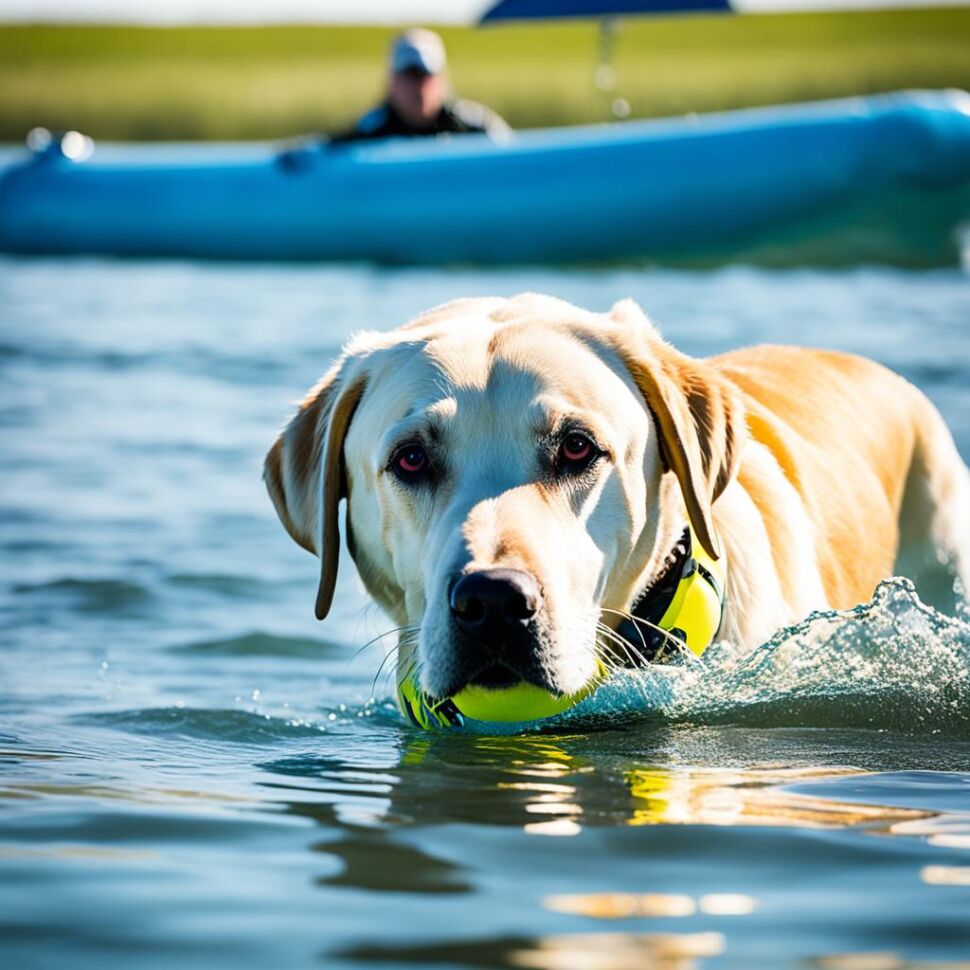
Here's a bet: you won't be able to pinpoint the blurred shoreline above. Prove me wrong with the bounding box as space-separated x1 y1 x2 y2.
1 8 968 141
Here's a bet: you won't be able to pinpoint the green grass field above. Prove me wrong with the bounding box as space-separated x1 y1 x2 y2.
1 9 968 141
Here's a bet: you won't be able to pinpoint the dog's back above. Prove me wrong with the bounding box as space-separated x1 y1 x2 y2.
712 344 970 612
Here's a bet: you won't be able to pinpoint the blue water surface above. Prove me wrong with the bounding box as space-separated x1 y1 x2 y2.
1 258 969 970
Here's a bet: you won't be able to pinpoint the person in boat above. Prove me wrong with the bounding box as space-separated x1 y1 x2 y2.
330 28 510 144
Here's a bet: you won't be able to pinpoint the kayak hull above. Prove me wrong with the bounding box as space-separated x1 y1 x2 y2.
1 90 968 266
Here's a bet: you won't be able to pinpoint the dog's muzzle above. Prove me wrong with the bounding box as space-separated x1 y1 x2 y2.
444 567 554 692
396 526 727 731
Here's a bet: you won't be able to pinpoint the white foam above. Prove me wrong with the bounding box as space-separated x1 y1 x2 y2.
469 578 970 736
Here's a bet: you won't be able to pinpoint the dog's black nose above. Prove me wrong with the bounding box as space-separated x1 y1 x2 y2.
450 569 541 633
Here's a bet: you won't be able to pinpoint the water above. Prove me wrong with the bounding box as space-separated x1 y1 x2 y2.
1 257 969 969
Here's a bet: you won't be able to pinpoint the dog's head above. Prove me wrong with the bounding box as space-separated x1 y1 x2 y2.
265 295 743 700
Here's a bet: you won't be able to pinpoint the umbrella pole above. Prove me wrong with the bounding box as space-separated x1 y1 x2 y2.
595 17 631 120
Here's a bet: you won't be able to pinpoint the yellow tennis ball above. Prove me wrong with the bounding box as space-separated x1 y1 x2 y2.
397 664 604 729
450 680 594 722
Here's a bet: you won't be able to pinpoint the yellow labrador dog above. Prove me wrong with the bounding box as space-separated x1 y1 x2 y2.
264 294 969 707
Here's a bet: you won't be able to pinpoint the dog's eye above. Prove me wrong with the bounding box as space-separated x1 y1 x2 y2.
558 432 597 473
392 443 429 480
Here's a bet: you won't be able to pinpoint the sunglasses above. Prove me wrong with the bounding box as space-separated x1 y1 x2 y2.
396 67 434 81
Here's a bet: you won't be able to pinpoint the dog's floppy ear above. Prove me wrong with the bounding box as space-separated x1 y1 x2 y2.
264 359 367 620
611 301 745 560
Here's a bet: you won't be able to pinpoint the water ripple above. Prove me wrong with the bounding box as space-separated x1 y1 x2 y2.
464 579 970 738
164 573 266 599
10 577 151 615
75 707 328 744
170 631 342 659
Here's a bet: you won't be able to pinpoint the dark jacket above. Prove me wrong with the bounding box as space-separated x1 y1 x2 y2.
331 99 510 144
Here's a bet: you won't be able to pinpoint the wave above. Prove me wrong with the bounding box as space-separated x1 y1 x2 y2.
170 631 341 658
164 572 265 599
76 707 328 744
11 577 151 615
460 578 970 737
0 340 291 386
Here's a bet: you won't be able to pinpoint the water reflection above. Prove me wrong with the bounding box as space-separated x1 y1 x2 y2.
338 931 725 970
313 835 472 894
919 864 970 886
262 732 934 839
252 727 961 940
543 893 757 919
807 957 970 969
250 731 970 969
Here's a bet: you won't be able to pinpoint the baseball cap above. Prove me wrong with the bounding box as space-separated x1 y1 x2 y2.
390 28 446 77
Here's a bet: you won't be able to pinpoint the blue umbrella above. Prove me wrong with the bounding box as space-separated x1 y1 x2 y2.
479 0 946 20
481 0 731 21
480 0 738 119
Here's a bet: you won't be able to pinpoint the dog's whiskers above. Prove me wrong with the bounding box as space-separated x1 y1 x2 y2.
371 645 401 693
360 606 698 711
360 625 421 696
350 625 417 663
380 632 419 677
593 622 654 702
593 615 651 669
598 606 704 668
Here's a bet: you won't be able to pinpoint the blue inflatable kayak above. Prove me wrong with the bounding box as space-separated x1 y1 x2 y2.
1 89 968 267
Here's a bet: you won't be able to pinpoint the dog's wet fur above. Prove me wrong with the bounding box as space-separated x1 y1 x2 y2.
265 294 970 700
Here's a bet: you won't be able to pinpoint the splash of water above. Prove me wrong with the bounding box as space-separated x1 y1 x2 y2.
464 578 970 737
